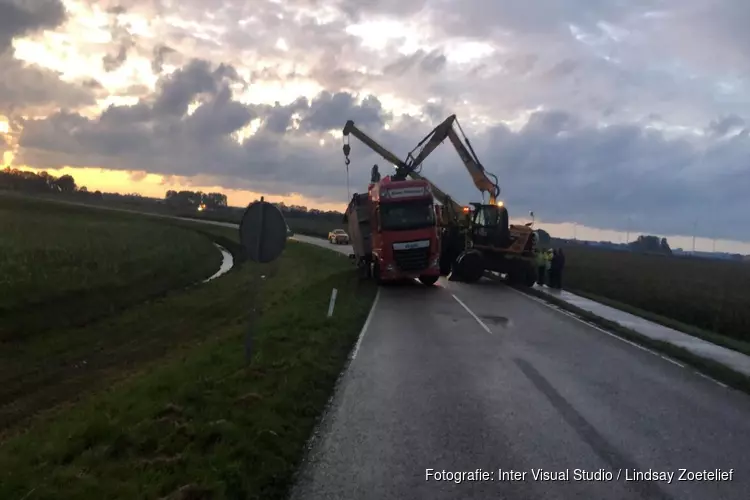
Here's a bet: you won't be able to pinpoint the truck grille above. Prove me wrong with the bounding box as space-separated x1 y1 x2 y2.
393 247 430 271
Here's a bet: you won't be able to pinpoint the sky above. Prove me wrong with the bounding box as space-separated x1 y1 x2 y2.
1 0 750 254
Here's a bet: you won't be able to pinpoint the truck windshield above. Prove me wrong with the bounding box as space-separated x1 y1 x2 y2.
380 200 435 231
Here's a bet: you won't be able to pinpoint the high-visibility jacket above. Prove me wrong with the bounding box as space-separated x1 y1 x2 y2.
535 250 546 267
544 250 553 270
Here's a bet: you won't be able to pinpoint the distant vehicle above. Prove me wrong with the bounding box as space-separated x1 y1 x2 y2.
328 229 349 244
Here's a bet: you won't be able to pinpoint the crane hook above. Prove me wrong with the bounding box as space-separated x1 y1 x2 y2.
343 141 352 167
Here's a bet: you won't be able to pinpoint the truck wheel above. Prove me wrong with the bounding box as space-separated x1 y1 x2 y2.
439 252 454 276
418 275 439 286
373 260 384 285
456 251 484 283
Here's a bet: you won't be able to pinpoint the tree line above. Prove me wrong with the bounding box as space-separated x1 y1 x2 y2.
0 168 102 198
165 190 228 210
2 167 677 255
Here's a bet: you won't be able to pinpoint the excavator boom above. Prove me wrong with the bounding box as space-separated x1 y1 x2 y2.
343 120 409 171
341 118 465 219
406 114 500 204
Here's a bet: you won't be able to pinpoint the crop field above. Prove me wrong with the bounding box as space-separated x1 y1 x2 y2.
0 195 221 341
0 195 377 499
0 219 376 499
560 244 750 347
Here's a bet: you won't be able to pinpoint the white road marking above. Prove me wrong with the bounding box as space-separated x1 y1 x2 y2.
695 371 729 388
351 287 382 360
509 288 689 370
451 294 492 334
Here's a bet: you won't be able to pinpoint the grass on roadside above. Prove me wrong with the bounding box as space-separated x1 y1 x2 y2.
0 240 377 500
518 285 750 396
0 196 220 340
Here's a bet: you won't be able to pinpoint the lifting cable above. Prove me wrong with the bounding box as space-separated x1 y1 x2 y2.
342 135 351 201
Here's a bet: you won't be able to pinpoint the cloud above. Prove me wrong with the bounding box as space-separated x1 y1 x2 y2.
15 59 393 200
151 44 175 74
4 0 750 244
12 53 750 241
0 0 99 115
0 0 66 51
0 51 98 115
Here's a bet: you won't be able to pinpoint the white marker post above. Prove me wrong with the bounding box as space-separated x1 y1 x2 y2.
327 288 338 318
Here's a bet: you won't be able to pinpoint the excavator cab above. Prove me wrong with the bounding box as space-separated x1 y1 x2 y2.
468 203 511 249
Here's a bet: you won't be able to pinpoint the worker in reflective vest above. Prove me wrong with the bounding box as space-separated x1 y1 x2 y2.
544 249 553 285
535 249 547 285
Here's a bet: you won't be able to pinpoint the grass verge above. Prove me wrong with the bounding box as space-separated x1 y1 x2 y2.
0 240 376 499
516 285 750 395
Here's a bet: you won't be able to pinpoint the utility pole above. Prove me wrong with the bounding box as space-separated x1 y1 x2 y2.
692 220 697 253
573 223 577 241
712 227 716 253
626 216 631 245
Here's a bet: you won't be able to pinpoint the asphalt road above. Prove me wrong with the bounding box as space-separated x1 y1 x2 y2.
289 275 750 500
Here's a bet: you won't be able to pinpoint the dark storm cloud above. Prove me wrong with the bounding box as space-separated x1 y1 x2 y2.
0 52 97 113
15 59 393 198
152 59 243 116
0 0 99 114
0 0 66 51
300 92 389 132
151 44 176 74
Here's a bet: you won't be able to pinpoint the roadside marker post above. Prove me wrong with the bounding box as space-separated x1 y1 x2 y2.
327 288 338 318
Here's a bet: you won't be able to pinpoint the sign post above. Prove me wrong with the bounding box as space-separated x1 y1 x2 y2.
239 197 289 362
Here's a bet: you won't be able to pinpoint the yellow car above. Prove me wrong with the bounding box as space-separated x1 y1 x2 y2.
328 229 349 244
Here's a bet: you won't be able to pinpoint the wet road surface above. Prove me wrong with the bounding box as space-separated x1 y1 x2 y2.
289 278 750 500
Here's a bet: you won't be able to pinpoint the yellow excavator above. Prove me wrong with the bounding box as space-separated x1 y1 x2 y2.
343 114 538 285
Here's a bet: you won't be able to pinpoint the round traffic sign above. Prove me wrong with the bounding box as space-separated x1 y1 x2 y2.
239 199 287 263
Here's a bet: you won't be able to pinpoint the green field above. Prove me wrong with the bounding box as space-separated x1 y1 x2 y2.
0 196 221 341
0 198 377 499
560 245 750 349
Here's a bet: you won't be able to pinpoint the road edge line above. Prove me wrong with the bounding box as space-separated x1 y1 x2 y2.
351 287 382 360
508 285 750 394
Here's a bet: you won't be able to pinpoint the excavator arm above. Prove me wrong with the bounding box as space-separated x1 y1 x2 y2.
405 114 501 204
341 119 465 220
342 120 409 173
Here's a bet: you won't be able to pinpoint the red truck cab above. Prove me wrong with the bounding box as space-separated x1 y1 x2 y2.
367 176 441 285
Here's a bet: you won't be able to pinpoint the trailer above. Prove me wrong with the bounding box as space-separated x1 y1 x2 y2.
345 192 373 279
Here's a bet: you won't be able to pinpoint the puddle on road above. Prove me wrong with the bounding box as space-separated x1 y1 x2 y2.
203 244 234 282
479 315 513 328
